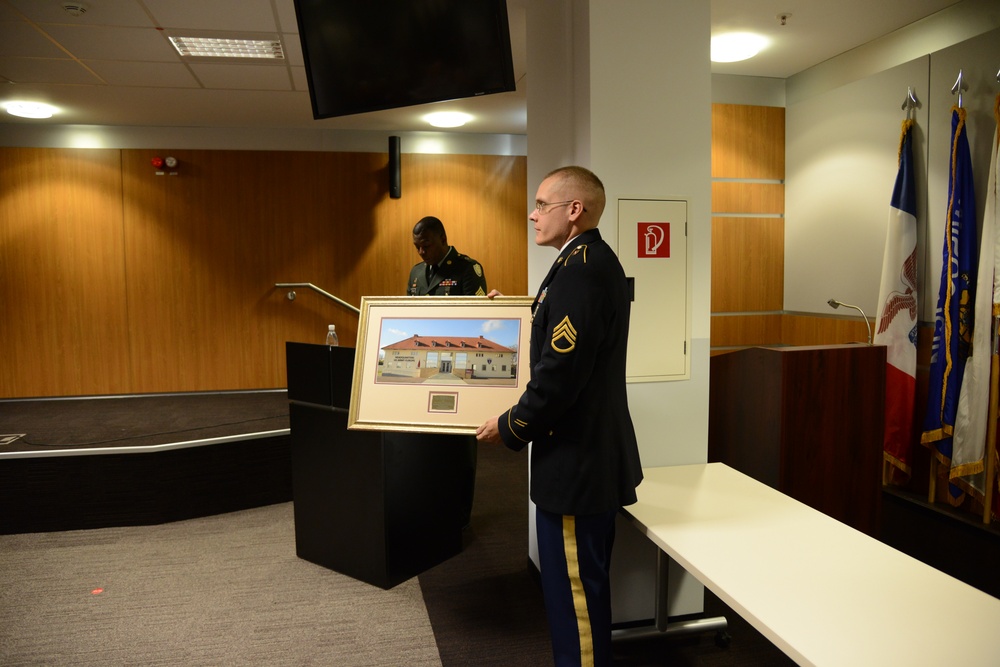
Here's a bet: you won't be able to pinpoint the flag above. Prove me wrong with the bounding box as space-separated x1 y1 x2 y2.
875 119 918 480
921 105 978 501
951 94 1000 499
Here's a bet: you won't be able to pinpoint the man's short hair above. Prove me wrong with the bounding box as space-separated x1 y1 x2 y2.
413 215 446 238
545 166 606 221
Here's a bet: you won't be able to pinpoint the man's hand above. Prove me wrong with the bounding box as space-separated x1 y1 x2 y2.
476 416 503 445
486 289 504 299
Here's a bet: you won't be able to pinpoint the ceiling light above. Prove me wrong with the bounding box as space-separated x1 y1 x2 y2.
424 111 472 128
4 101 57 119
711 33 769 63
169 36 284 59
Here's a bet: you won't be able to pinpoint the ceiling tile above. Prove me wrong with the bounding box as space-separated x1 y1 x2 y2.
41 25 179 62
290 66 308 92
0 22 68 59
0 4 22 21
274 0 299 34
84 60 201 87
6 0 155 26
145 0 279 32
0 57 103 85
188 63 293 90
280 33 303 67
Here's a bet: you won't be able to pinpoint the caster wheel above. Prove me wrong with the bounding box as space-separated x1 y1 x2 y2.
715 630 732 648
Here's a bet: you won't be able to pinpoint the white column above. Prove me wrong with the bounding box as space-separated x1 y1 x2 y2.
526 0 712 622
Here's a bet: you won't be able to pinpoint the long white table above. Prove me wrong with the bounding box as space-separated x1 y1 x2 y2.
622 463 1000 666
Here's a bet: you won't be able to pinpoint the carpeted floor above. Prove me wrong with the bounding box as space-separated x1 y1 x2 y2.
418 444 552 666
0 394 795 666
0 502 440 666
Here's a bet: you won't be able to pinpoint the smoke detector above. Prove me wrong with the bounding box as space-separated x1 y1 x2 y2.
61 3 88 17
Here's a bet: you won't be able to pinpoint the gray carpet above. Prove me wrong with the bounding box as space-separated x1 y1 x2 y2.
0 394 794 666
0 502 441 666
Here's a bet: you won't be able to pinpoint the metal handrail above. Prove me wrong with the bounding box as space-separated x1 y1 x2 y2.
275 282 360 314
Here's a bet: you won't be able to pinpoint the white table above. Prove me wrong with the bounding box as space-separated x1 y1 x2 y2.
622 463 1000 666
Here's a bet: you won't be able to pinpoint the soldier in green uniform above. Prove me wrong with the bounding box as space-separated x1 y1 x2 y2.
407 216 487 296
406 215 486 529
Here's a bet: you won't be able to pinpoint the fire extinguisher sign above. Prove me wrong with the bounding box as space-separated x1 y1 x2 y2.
637 223 670 258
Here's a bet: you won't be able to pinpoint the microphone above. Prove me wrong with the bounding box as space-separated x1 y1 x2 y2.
827 299 872 345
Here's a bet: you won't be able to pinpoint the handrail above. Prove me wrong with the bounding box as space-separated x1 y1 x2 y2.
275 282 361 314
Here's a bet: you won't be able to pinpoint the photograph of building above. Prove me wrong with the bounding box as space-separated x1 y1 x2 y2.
379 334 517 384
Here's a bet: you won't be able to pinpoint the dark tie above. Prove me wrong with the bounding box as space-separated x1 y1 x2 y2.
426 264 435 283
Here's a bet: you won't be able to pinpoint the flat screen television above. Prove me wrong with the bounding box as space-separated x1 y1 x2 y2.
293 0 517 120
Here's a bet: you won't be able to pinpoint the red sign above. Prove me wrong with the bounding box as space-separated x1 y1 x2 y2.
637 223 670 258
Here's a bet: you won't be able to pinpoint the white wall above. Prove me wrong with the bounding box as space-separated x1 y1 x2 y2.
527 0 712 624
712 74 785 107
785 21 1000 320
785 57 931 316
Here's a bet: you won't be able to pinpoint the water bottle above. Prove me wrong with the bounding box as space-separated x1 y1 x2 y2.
326 324 339 347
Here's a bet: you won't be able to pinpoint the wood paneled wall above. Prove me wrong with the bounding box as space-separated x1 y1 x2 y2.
711 104 785 351
710 104 871 353
0 148 132 397
1 148 526 397
4 109 884 396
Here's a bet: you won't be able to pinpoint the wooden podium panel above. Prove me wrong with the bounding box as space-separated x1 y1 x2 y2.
708 344 886 536
286 342 464 589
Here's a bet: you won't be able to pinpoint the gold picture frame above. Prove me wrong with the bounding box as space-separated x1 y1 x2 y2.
347 295 533 434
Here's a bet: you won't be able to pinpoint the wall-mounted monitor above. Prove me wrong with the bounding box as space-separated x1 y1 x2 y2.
293 0 517 120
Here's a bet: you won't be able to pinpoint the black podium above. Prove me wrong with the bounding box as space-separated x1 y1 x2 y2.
286 342 466 589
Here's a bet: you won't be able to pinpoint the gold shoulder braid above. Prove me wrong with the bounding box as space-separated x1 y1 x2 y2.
564 244 588 265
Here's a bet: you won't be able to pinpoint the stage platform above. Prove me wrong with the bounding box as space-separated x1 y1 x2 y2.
0 391 291 534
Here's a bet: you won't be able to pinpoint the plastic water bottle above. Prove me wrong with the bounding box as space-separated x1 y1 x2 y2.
326 324 339 347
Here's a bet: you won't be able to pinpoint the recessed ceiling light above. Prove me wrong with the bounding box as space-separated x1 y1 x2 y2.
424 111 472 128
4 101 57 119
169 36 284 59
711 33 769 63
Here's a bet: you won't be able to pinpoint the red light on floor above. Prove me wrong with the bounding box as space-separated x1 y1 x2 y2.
91 588 104 595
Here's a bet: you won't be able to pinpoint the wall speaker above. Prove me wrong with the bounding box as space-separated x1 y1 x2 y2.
388 135 401 199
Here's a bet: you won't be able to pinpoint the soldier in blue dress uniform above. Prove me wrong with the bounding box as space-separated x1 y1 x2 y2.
477 166 642 667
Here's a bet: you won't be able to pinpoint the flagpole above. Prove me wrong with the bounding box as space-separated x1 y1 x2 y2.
929 458 937 503
982 317 999 523
980 93 1000 522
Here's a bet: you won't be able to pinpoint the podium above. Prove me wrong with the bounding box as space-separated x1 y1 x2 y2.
286 342 465 588
708 344 886 536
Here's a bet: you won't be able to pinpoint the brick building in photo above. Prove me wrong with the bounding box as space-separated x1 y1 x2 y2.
380 335 517 381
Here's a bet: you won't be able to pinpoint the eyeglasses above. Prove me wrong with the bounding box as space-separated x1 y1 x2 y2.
534 200 586 213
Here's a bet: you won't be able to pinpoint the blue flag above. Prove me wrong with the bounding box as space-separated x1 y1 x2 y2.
921 106 978 498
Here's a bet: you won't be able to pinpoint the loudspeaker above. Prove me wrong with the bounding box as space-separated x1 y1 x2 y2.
388 136 401 199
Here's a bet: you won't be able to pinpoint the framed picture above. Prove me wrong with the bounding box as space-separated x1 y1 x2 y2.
348 295 533 434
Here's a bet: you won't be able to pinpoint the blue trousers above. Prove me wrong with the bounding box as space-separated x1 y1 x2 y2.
536 506 618 667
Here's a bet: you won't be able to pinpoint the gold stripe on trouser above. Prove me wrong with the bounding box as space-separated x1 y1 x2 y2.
562 515 594 666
